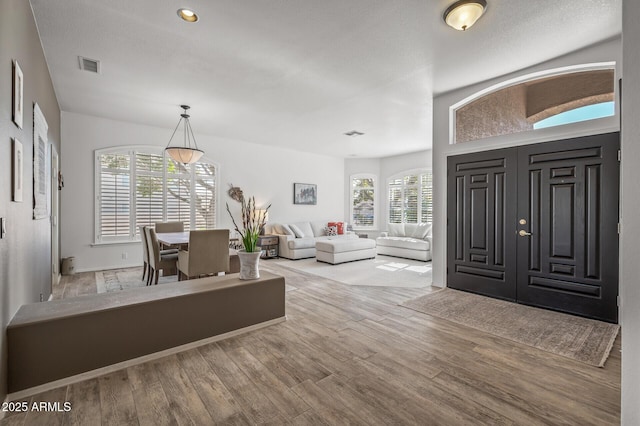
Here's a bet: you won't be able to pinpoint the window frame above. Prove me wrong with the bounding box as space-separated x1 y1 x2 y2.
387 168 433 225
349 173 377 230
449 62 617 145
94 145 219 244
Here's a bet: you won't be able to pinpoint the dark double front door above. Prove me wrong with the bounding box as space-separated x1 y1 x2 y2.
447 133 619 323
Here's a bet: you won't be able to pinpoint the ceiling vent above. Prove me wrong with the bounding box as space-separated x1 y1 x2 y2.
344 130 365 137
78 56 100 74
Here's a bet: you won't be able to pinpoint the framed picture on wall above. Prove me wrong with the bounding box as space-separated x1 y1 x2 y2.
13 60 24 129
293 183 317 205
12 139 23 202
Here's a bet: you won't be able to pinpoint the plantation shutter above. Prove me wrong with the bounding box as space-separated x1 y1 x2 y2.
135 152 164 233
388 177 403 224
387 170 432 225
194 163 216 229
98 153 131 240
166 158 192 231
421 171 433 223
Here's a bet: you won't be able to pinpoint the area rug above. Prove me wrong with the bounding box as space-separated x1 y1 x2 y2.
401 288 620 367
95 268 177 293
275 256 431 288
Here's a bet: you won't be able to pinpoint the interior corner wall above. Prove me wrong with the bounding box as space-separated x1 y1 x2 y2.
621 0 640 422
0 0 61 403
431 36 621 289
60 112 344 272
344 150 432 234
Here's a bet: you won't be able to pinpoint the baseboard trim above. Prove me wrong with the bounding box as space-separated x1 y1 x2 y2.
5 316 286 401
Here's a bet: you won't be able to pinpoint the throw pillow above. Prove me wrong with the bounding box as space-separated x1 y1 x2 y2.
388 223 405 237
289 224 305 238
280 224 295 236
324 226 338 236
328 222 345 235
411 223 432 239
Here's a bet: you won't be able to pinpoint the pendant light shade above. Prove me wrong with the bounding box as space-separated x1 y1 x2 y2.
444 0 487 31
165 105 204 164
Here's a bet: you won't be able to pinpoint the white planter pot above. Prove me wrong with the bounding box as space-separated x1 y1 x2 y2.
237 249 263 280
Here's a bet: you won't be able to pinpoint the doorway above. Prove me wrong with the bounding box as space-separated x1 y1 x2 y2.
447 132 619 323
51 145 60 289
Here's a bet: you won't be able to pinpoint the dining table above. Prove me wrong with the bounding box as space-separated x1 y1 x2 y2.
156 231 240 274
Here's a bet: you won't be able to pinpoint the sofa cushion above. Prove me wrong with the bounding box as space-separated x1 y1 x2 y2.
388 223 405 237
310 221 327 237
376 236 430 251
290 222 314 238
405 223 431 239
280 224 295 236
289 224 305 238
287 237 316 249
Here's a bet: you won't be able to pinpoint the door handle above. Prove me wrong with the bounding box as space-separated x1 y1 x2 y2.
519 230 532 237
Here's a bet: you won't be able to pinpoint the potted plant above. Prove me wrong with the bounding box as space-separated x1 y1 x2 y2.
226 196 271 279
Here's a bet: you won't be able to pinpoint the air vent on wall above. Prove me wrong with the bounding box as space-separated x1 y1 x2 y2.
78 56 100 73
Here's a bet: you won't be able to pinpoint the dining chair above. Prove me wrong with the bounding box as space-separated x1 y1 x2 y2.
155 221 184 233
139 225 150 282
145 227 179 285
177 229 230 281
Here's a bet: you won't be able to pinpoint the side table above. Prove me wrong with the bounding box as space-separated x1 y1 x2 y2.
257 235 279 258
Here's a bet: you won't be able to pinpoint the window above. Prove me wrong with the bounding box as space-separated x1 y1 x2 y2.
452 64 616 143
533 101 614 130
350 174 376 229
95 147 217 243
388 170 432 224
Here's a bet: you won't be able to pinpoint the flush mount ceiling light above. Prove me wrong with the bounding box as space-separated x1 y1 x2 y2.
165 105 204 164
177 8 199 23
443 0 487 31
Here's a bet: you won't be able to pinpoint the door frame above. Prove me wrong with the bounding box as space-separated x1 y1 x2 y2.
51 143 60 290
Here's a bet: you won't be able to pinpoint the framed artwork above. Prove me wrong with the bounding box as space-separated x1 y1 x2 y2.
12 139 23 202
294 183 317 205
13 60 24 129
33 103 50 220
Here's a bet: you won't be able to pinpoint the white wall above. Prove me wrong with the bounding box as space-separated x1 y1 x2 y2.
61 112 345 272
431 37 621 288
621 0 640 422
344 150 432 236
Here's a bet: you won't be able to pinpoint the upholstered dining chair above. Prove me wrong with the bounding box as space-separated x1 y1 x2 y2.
139 225 150 282
177 229 230 281
145 227 179 285
155 221 184 233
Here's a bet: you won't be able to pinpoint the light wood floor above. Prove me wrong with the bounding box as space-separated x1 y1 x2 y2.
3 263 620 425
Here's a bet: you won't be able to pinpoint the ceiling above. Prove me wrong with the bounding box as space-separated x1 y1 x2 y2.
30 0 621 158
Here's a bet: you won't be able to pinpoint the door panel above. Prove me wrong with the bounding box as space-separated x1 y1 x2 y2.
447 149 518 301
516 133 619 322
447 132 619 323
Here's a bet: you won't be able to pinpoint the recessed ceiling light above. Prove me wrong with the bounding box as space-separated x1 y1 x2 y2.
177 8 199 23
344 130 365 137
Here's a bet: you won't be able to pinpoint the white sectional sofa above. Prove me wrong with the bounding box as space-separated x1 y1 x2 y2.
376 223 432 261
265 221 359 260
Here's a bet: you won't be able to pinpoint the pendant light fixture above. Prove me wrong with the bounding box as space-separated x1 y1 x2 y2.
165 105 204 164
443 0 487 31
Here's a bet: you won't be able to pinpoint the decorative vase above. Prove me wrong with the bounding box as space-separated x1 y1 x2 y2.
237 249 263 280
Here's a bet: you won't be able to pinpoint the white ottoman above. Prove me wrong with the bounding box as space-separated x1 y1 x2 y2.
316 238 377 265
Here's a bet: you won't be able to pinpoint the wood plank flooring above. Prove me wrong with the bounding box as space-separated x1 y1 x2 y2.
4 263 620 425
